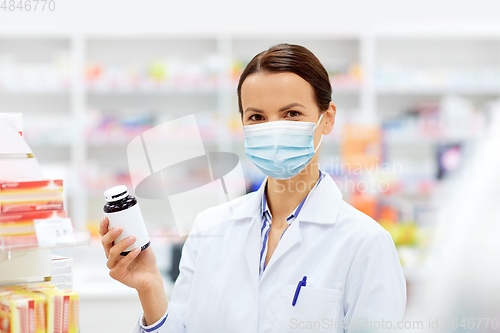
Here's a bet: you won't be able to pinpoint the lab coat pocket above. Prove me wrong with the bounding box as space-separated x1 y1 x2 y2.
273 285 343 332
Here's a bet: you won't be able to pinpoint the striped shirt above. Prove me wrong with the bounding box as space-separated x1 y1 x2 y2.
259 170 326 277
140 311 168 333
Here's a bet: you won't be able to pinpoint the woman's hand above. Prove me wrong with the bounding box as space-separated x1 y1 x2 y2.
100 217 169 325
99 217 161 293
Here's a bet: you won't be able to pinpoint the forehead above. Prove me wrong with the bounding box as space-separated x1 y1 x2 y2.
240 72 316 109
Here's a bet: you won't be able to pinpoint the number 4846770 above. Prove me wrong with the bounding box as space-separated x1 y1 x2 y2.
1 0 55 11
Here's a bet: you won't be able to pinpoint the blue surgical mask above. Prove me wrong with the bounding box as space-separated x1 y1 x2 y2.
243 114 324 180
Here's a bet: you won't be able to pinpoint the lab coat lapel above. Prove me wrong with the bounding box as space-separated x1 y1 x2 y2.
259 219 302 282
229 179 267 293
243 214 261 292
298 174 342 224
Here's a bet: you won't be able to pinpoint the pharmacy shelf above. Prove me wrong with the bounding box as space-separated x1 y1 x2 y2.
0 89 70 95
1 32 496 232
87 87 219 95
87 84 361 95
87 141 222 148
375 86 500 95
330 86 362 94
27 141 73 148
0 230 91 252
384 136 481 145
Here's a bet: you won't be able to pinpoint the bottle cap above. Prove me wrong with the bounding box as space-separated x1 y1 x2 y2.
104 185 129 202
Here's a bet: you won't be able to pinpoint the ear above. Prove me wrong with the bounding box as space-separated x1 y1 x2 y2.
322 102 336 135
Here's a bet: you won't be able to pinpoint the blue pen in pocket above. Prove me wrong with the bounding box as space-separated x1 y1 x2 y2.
292 276 307 306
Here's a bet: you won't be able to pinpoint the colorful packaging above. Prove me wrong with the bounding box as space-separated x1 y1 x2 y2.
0 291 46 333
0 211 67 237
0 286 23 297
34 290 79 333
341 124 382 168
0 296 10 333
0 180 64 214
0 285 79 333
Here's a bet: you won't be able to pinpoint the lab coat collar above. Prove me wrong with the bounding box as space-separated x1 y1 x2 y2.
228 176 268 222
229 172 343 225
297 173 343 225
234 172 343 289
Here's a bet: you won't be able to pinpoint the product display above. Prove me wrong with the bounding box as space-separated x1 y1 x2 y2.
0 52 71 92
0 180 69 250
381 98 485 143
341 123 382 167
85 108 221 146
375 65 500 91
0 113 85 332
0 292 46 333
103 185 150 256
0 180 64 214
0 283 79 333
35 289 79 333
86 56 220 91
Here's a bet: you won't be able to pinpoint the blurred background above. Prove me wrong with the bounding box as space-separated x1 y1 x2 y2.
1 0 500 331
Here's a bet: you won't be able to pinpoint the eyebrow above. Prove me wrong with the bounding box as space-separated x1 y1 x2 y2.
244 102 306 114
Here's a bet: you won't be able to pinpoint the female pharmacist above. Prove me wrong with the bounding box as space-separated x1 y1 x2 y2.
99 43 406 333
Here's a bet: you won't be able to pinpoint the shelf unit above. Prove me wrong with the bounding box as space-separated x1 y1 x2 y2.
0 32 496 233
0 116 91 288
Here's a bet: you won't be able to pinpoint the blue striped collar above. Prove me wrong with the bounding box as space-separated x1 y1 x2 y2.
261 170 326 221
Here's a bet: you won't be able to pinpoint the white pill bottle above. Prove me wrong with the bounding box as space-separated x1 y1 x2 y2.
103 185 150 256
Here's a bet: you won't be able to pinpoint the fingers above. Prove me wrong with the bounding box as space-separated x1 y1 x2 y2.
99 217 109 237
109 247 141 281
101 225 122 258
106 235 137 270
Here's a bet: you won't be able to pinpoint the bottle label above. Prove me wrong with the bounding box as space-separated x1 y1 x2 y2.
104 204 150 253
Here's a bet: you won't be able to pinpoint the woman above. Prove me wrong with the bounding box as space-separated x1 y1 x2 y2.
100 43 406 333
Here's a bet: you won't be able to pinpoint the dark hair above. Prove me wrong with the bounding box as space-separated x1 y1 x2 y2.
237 43 332 115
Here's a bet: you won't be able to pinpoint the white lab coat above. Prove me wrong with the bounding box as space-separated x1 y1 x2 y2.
131 173 406 332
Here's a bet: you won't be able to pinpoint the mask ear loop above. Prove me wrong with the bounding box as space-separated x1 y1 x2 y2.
313 113 325 153
314 113 324 129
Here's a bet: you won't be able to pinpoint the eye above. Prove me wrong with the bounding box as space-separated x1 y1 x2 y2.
248 114 265 122
284 110 302 118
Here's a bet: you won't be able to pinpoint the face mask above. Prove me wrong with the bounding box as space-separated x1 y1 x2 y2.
243 114 324 180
